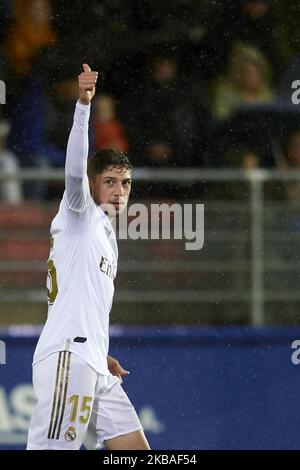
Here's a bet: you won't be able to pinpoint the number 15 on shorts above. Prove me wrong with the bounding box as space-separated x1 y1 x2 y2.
69 395 93 424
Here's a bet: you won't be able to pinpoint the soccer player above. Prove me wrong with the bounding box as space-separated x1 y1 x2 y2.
26 64 150 450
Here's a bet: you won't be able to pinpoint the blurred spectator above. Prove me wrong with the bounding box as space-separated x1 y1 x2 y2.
280 129 300 169
0 120 23 204
277 129 300 206
5 0 56 78
273 0 300 66
92 94 129 153
181 0 227 78
224 146 260 169
236 0 277 66
213 42 274 120
130 49 211 166
202 0 280 78
242 150 260 169
7 75 64 168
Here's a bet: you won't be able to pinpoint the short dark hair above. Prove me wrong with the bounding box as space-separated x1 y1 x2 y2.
87 149 133 179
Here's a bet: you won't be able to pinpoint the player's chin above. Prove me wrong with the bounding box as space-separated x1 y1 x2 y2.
110 203 127 216
114 204 126 216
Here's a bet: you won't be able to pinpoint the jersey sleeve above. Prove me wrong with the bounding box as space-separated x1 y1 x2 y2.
65 101 91 212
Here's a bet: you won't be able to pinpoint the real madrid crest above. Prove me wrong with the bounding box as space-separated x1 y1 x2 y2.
65 426 76 442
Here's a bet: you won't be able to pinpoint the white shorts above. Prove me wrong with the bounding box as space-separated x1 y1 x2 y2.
26 351 143 450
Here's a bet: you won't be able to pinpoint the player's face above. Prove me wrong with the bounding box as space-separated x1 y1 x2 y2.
90 166 132 216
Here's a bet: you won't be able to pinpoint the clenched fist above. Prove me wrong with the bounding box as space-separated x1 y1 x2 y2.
78 63 98 105
107 355 130 383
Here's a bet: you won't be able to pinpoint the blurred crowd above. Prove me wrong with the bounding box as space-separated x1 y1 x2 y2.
1 0 300 202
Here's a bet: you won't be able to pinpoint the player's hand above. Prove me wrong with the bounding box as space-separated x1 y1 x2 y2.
78 63 98 105
107 355 130 383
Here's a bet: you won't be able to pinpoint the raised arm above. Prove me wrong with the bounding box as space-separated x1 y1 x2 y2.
65 63 98 211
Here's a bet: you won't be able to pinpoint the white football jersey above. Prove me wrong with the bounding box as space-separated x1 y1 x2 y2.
33 101 117 375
